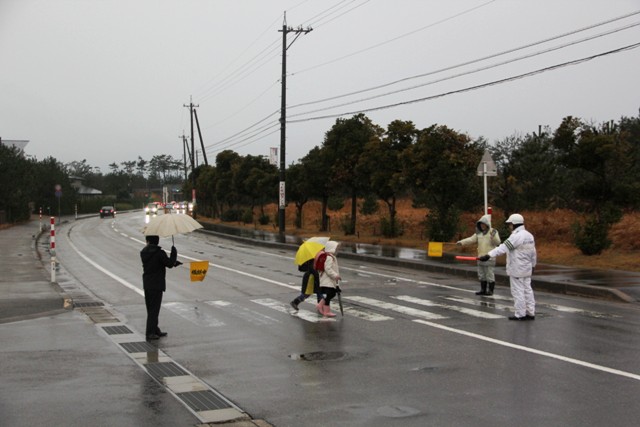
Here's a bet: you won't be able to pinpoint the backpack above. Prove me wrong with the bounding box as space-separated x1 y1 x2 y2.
313 251 330 272
298 259 313 272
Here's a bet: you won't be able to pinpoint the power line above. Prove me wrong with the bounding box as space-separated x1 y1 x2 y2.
290 0 498 76
288 42 640 123
289 9 640 110
288 21 640 118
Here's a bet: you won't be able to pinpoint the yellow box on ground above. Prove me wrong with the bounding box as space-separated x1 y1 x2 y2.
190 261 209 282
427 242 443 257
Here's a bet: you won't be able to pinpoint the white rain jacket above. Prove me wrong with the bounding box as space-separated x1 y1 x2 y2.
457 214 500 256
488 225 537 277
319 241 340 289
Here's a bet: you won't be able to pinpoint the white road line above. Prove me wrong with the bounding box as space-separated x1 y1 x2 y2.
67 238 144 296
164 302 225 327
345 296 447 320
301 299 394 321
444 296 512 312
393 295 503 319
413 319 640 382
204 300 281 325
252 298 335 323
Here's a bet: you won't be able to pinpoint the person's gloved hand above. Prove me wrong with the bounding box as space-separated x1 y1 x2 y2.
171 246 177 256
478 255 491 262
456 241 462 246
174 261 183 267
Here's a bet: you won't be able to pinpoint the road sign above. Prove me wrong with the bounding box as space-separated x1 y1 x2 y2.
476 151 497 176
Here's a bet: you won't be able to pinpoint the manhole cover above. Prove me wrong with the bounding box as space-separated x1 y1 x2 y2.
289 351 346 361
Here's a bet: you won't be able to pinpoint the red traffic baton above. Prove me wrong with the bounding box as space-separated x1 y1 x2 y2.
455 256 479 261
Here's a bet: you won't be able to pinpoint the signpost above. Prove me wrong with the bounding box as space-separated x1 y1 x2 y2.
476 150 497 216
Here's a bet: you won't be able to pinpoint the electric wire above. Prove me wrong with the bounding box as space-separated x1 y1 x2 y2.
287 42 640 123
290 0 498 76
288 21 640 118
290 9 640 109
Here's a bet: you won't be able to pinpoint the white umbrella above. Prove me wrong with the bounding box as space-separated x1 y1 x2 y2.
143 214 203 244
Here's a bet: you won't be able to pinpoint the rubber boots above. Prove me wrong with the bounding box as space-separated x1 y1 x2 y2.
487 282 495 296
475 281 488 295
316 299 326 315
323 304 337 317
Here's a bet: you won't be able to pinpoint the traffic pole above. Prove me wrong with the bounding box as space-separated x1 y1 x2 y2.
50 216 56 283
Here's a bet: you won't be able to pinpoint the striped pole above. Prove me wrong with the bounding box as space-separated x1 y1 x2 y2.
50 216 56 282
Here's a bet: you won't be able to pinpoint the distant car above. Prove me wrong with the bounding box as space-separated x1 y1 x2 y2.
144 202 161 215
99 206 115 218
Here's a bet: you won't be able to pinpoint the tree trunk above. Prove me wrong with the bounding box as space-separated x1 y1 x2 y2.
321 195 329 231
348 189 357 235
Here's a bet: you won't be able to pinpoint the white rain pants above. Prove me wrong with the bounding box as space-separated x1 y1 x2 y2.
510 276 535 317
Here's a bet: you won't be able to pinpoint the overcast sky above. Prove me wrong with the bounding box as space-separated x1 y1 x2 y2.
2 0 639 173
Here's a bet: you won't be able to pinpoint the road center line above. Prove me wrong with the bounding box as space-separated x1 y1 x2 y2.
413 319 640 382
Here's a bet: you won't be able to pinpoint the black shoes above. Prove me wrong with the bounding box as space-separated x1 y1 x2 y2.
290 301 299 311
508 315 535 321
146 331 168 340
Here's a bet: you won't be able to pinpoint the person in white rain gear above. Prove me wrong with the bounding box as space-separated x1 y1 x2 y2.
479 214 537 320
457 214 501 295
316 241 341 318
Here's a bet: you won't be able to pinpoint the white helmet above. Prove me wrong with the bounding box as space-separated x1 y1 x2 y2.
506 213 524 225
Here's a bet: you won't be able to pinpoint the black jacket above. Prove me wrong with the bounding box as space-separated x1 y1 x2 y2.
140 244 177 292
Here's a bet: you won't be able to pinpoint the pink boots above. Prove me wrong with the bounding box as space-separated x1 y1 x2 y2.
316 300 336 317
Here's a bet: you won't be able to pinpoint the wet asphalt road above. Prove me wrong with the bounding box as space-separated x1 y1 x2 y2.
2 212 640 426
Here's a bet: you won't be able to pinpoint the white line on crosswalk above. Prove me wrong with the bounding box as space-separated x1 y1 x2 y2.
164 302 225 327
344 296 447 320
301 300 393 322
444 296 513 312
392 295 503 319
252 298 335 323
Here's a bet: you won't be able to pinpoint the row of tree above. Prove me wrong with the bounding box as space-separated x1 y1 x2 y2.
2 110 638 255
186 111 639 255
0 150 185 223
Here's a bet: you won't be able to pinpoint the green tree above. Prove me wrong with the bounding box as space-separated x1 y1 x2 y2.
402 125 483 241
322 113 382 235
357 120 417 237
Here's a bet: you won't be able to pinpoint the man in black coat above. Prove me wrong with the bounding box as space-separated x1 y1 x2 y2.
140 235 181 340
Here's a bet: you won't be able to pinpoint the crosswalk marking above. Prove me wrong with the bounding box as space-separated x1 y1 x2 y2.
446 296 619 318
392 295 503 319
344 296 447 320
301 300 393 322
444 296 513 312
252 298 336 323
164 302 225 327
204 300 280 325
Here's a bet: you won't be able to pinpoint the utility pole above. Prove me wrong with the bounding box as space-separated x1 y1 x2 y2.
278 13 312 236
193 108 208 166
183 96 199 218
179 133 189 181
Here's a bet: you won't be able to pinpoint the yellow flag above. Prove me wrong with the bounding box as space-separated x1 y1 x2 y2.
427 242 443 257
190 261 209 282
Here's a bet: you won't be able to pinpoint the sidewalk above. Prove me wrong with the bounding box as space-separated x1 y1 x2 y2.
0 218 271 427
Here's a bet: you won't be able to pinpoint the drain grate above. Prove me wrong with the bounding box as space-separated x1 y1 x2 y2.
146 362 187 381
120 341 157 353
74 301 104 308
103 325 132 335
178 390 232 412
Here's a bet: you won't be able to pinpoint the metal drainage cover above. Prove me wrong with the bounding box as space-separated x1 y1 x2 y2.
120 341 157 353
102 325 132 335
74 301 104 307
145 362 187 381
178 390 232 412
289 351 346 361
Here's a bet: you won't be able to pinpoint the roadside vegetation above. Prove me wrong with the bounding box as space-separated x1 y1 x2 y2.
2 111 638 270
